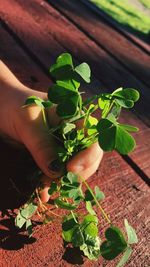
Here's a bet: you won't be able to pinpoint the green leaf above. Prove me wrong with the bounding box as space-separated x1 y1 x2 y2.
67 172 78 184
118 124 139 132
100 226 127 260
21 203 37 220
124 219 138 244
48 83 77 104
116 246 132 267
62 214 78 242
42 100 53 108
62 122 76 135
54 198 77 210
50 53 74 80
113 88 140 102
97 119 136 154
25 96 52 109
115 98 134 108
57 95 79 118
97 119 116 151
72 224 85 247
85 189 94 202
15 212 26 228
75 63 91 83
94 186 105 201
48 181 57 195
26 219 33 237
86 201 96 215
81 214 98 237
80 235 101 260
115 126 136 154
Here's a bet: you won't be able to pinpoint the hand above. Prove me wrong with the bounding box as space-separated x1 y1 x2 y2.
0 61 103 202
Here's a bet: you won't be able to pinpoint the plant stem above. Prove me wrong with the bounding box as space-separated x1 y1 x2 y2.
65 198 78 223
80 176 111 224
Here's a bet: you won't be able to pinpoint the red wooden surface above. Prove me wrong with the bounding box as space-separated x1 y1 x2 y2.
0 0 150 266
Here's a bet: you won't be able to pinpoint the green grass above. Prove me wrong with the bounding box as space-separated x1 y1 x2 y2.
139 0 150 9
90 0 150 35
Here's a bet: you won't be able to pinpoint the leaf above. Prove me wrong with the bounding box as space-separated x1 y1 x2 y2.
54 198 77 210
72 224 84 247
21 203 37 220
67 172 78 184
25 96 53 109
100 226 127 260
113 88 140 102
57 95 79 119
97 119 116 151
62 122 76 135
85 189 94 202
115 98 134 108
118 124 139 132
97 119 136 154
26 219 33 237
116 246 132 267
48 181 57 195
81 214 98 237
50 53 74 80
62 214 78 242
94 186 105 201
48 83 77 104
86 201 96 215
115 126 136 154
80 235 101 260
15 212 26 228
75 63 91 83
124 219 138 244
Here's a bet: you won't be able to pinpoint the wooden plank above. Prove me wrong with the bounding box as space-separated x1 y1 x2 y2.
47 0 150 88
50 0 150 88
3 0 149 128
0 24 150 267
0 0 149 177
81 0 150 55
0 0 150 103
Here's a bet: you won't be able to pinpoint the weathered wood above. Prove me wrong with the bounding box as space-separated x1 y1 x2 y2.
49 0 150 87
81 0 150 54
0 0 149 177
0 4 150 266
0 0 150 102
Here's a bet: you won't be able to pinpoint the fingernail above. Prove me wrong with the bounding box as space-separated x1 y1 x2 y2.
48 159 62 172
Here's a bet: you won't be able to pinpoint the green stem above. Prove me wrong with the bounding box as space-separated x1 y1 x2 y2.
80 176 111 224
65 198 78 224
42 108 48 127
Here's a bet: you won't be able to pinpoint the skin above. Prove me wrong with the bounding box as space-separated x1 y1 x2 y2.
0 60 103 202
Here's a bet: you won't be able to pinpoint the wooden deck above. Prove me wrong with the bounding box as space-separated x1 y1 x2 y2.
0 1 150 266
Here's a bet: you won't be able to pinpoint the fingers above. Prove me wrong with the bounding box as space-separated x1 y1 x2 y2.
67 142 103 180
17 104 61 178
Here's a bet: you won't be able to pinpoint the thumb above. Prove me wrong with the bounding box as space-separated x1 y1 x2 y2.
16 104 62 178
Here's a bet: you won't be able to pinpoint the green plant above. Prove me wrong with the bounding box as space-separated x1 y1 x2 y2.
15 53 139 266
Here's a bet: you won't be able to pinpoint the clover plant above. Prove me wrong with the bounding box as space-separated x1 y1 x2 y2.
15 53 139 266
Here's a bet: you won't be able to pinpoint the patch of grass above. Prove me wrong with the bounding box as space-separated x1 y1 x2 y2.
139 0 150 9
90 0 150 35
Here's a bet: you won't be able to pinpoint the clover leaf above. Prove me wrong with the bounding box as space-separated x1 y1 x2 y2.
124 219 138 244
80 235 101 260
97 119 136 154
62 214 78 242
75 62 91 83
100 226 127 260
116 246 132 267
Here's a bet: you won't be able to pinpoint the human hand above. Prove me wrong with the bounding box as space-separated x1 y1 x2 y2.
15 102 103 202
0 61 103 202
